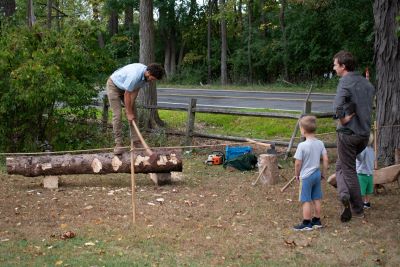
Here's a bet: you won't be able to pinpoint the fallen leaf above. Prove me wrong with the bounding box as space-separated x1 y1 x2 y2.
60 231 76 240
156 198 165 204
284 239 296 248
55 260 63 266
85 242 95 246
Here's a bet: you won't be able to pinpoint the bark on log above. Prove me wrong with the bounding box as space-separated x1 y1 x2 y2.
258 154 279 185
327 164 400 187
6 149 182 177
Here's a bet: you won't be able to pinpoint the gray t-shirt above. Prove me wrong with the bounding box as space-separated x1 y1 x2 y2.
356 146 374 175
333 72 375 137
294 139 327 179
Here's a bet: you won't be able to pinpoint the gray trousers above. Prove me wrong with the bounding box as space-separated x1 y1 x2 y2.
336 132 369 214
106 78 140 145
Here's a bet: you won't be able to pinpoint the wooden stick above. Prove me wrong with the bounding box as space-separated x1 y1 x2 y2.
374 120 378 170
245 138 272 149
131 120 153 156
252 165 268 186
280 176 297 192
130 138 136 224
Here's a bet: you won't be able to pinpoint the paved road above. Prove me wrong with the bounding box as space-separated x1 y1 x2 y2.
157 88 335 113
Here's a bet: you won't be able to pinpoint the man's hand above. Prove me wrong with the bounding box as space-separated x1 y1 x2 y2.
126 112 135 121
339 113 355 125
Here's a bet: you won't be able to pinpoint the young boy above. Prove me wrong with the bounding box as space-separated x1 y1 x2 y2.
356 134 374 209
293 116 329 231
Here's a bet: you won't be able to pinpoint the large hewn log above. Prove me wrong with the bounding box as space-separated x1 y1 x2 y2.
6 149 182 177
327 164 400 187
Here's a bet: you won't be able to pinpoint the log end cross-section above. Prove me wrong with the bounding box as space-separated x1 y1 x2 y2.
6 149 182 177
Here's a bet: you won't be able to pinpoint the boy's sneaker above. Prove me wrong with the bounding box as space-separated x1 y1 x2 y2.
363 202 371 209
311 217 323 229
340 196 352 222
293 221 313 231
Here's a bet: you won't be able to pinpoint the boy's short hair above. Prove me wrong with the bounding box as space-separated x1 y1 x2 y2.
300 115 317 133
147 63 165 80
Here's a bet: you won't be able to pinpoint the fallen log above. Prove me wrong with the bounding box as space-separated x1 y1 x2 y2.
327 164 400 187
6 149 182 177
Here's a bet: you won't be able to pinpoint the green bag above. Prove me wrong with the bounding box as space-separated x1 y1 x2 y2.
223 153 258 171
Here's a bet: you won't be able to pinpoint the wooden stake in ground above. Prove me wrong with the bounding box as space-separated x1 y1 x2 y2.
374 120 378 169
129 124 137 224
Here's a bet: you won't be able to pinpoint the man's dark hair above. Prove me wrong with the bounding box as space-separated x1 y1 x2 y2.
147 63 165 80
333 50 356 72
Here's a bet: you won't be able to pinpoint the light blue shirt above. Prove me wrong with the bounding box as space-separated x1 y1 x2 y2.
110 63 147 92
356 146 374 175
294 139 327 179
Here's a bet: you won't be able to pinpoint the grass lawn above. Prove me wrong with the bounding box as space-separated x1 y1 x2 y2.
157 110 337 145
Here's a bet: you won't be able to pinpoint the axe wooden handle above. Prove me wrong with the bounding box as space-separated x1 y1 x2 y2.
130 120 153 156
280 176 297 192
246 138 271 149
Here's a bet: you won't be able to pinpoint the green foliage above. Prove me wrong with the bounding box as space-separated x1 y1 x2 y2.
0 23 115 152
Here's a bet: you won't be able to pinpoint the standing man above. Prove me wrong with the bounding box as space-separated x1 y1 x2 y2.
107 63 164 155
332 50 375 222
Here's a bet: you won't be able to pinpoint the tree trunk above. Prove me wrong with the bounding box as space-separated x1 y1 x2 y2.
124 5 133 30
108 9 118 36
92 3 104 48
0 0 16 17
373 0 400 166
219 0 228 85
207 0 212 84
279 0 289 81
139 0 164 128
47 0 52 29
6 149 182 177
247 0 253 84
164 36 176 78
27 0 35 28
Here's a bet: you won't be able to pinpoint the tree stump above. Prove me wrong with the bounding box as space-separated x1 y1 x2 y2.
258 154 279 185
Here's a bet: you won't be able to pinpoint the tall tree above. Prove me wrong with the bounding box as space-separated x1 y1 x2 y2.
247 0 253 83
158 0 177 78
219 0 227 85
207 0 213 83
279 0 288 81
27 0 35 27
47 0 52 29
373 0 400 165
139 0 163 128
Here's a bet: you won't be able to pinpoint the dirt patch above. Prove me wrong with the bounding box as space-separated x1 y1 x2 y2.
1 145 399 266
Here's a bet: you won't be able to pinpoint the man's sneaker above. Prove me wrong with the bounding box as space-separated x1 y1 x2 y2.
293 221 313 231
340 196 352 222
311 217 323 229
363 202 371 209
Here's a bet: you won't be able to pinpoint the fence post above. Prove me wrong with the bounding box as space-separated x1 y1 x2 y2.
300 100 312 142
185 98 197 148
284 85 313 160
102 94 109 133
